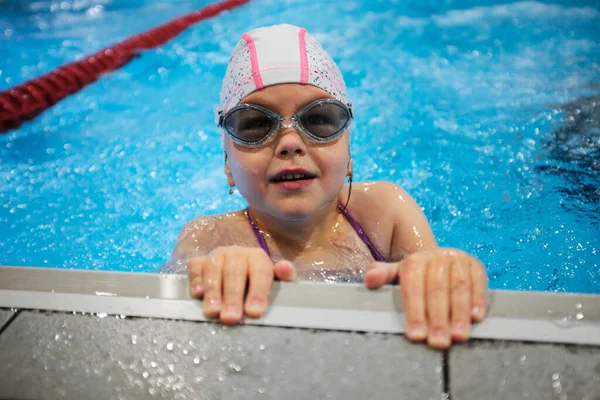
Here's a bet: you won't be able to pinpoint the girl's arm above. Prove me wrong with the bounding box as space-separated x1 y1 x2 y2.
363 181 488 350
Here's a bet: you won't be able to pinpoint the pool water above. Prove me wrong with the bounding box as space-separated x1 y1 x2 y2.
0 0 599 293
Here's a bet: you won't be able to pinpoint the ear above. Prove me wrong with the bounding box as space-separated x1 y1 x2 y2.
224 153 235 188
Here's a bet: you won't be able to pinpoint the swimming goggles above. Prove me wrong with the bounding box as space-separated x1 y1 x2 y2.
218 99 353 148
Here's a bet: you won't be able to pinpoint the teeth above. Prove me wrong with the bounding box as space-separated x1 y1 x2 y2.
274 173 309 182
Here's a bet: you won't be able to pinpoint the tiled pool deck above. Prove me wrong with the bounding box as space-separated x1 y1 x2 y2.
0 266 599 400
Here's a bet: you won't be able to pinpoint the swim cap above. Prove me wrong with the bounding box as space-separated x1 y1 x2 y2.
216 24 349 122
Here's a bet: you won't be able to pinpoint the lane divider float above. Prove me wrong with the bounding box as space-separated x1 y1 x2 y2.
0 0 249 134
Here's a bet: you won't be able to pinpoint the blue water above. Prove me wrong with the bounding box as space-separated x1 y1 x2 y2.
1 0 599 293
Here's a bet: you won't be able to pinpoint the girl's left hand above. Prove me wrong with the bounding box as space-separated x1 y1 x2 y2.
364 248 488 349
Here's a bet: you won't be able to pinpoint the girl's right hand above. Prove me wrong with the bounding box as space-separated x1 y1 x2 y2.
187 246 296 324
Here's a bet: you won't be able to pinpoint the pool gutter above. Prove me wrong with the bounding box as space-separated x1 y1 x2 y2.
0 266 598 346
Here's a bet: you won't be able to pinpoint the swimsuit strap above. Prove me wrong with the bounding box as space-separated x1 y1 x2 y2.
336 201 388 262
246 209 271 258
245 203 388 262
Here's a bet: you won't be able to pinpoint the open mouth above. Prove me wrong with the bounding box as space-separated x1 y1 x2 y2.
270 173 316 183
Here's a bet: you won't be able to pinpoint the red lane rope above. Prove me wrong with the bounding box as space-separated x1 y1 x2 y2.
0 0 249 134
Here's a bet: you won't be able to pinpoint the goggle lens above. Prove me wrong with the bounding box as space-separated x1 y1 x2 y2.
299 102 350 138
225 109 275 144
221 100 352 146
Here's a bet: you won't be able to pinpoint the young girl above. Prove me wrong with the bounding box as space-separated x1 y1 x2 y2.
171 24 488 349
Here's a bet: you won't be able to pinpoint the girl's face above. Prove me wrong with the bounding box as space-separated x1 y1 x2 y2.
223 83 351 220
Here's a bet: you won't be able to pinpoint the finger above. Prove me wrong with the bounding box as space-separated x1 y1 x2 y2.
450 259 472 343
399 257 428 342
426 258 451 349
244 251 275 318
187 257 205 298
220 252 248 324
273 260 296 281
364 262 399 289
202 252 224 319
470 259 488 322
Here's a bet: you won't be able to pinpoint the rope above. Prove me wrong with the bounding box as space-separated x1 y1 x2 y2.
0 0 250 134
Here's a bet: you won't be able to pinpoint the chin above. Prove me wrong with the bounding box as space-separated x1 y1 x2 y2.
271 197 334 221
274 204 313 221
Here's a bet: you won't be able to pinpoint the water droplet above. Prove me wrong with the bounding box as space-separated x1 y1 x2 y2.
229 363 242 372
258 387 266 394
554 314 572 328
552 373 560 380
552 380 561 388
575 303 582 310
142 371 149 379
259 344 266 350
166 342 174 351
193 357 200 365
575 312 584 320
97 313 108 318
519 355 527 364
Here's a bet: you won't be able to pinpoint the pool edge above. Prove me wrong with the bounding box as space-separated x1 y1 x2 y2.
1 265 599 346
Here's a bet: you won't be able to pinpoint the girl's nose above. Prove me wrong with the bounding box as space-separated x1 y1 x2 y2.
275 127 307 157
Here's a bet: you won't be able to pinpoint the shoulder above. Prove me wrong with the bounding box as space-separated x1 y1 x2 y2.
342 181 435 259
345 181 419 216
339 181 410 257
172 210 249 260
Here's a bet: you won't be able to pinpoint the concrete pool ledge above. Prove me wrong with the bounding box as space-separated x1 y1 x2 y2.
0 266 599 346
0 266 599 400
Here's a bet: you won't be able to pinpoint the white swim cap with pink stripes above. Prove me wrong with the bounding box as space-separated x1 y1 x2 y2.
216 24 349 121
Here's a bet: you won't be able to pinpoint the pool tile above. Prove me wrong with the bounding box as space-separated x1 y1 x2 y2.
0 311 443 400
450 339 600 400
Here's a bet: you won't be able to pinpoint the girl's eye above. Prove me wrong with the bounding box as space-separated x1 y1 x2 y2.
226 109 274 141
303 113 335 126
239 116 272 131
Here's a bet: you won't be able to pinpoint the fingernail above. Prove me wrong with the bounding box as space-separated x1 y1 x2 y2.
246 297 265 318
432 328 448 339
472 305 484 318
246 297 264 312
222 304 239 316
192 282 204 296
409 323 427 338
453 321 467 333
206 297 221 308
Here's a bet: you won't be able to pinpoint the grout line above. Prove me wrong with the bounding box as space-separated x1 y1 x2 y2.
0 309 21 336
443 350 451 400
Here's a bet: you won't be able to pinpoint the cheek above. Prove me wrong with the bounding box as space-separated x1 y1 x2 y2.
227 153 269 196
315 147 349 181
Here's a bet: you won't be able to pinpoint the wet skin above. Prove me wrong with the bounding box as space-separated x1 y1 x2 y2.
175 83 488 350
